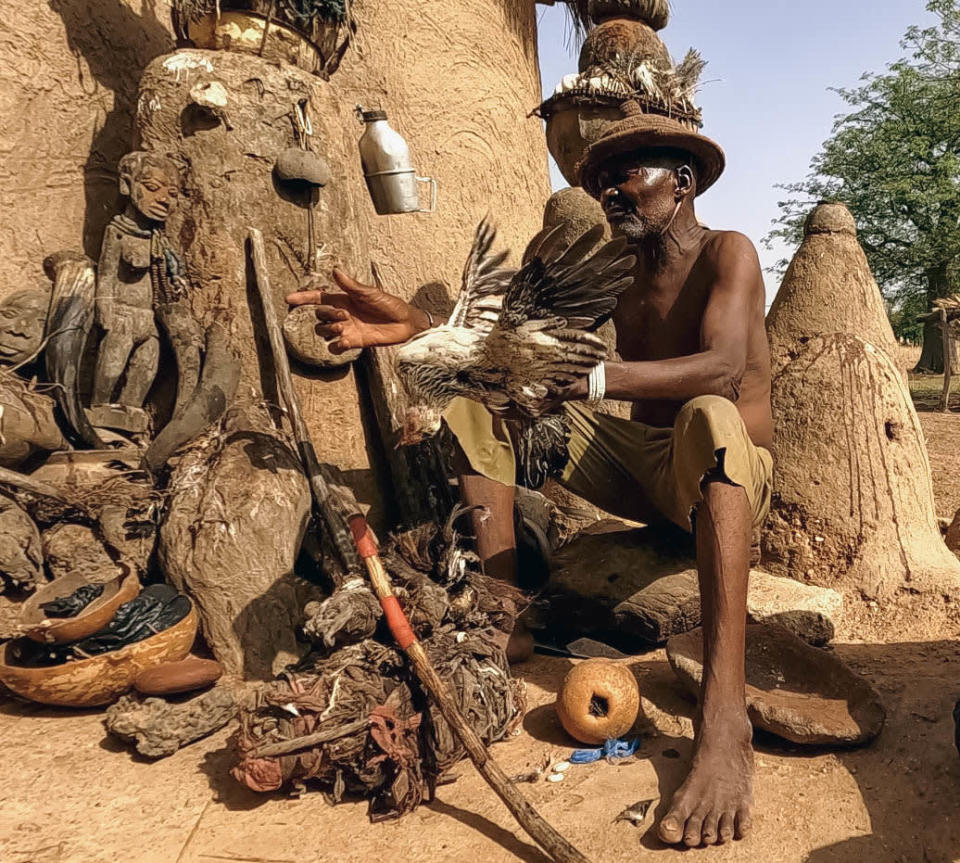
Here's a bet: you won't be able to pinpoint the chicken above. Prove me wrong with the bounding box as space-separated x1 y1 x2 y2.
395 218 636 446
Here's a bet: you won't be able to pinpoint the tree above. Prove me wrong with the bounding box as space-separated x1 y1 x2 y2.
766 0 960 372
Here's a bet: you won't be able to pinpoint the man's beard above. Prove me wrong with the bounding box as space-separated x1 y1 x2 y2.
612 212 656 241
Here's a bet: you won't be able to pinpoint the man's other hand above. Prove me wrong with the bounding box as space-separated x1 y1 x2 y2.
286 268 432 353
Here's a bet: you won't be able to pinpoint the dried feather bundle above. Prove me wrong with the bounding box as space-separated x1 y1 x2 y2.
172 0 358 74
231 514 527 817
540 46 706 130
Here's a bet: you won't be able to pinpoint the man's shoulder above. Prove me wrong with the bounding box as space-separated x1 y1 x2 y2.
701 229 760 260
699 230 763 285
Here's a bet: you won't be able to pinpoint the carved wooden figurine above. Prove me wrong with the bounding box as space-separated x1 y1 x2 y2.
0 289 49 368
92 152 186 413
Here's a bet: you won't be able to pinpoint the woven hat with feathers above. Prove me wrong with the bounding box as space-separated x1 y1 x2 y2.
578 99 725 197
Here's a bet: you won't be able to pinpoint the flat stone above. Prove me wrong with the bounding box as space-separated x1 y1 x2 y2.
667 624 886 746
746 571 843 646
274 147 331 187
544 522 843 646
283 305 361 369
945 508 960 556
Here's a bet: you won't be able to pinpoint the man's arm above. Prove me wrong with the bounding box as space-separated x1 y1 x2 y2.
573 233 762 404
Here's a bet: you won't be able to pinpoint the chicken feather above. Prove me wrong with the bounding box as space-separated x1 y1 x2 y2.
395 218 636 444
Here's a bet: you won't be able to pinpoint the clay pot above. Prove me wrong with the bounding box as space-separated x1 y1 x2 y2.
545 101 625 187
578 18 670 73
134 656 223 696
188 11 326 76
555 658 640 745
0 604 198 708
20 567 140 645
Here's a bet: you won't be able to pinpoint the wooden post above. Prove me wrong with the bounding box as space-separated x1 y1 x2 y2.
939 307 952 413
362 263 456 529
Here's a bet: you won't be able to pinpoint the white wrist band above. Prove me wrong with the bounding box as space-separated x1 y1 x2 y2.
587 362 606 405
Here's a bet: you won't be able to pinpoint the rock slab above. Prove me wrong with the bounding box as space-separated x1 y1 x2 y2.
545 522 843 646
667 624 885 747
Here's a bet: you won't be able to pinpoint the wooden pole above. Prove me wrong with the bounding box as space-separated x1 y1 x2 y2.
247 228 590 863
248 228 360 576
939 307 952 413
363 262 456 529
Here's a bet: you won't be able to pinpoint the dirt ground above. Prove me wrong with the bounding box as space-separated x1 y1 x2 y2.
3 343 959 863
2 644 959 863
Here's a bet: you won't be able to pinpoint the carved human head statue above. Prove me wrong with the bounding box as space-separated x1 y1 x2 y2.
0 289 49 366
118 151 182 224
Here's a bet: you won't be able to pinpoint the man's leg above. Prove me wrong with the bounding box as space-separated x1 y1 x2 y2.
458 469 534 663
659 477 754 847
459 471 517 584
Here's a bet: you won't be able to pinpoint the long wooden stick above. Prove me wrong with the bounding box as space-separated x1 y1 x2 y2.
252 718 370 759
246 228 590 863
349 517 590 863
248 228 360 576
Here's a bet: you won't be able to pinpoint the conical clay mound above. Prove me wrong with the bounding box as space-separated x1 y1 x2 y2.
766 203 900 371
763 333 960 637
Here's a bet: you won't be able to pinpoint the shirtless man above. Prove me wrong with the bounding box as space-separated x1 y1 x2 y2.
288 109 772 848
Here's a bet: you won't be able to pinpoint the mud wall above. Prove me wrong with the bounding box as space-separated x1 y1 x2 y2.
0 0 177 290
0 0 552 523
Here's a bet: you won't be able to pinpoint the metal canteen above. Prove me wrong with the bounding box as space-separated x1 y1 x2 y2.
357 108 437 215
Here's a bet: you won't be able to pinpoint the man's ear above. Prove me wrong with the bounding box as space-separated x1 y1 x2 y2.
675 165 694 200
119 174 132 197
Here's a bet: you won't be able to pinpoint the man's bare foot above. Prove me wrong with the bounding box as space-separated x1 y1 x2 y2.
658 708 754 847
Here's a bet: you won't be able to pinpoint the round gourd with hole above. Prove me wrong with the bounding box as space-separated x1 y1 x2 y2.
555 659 640 745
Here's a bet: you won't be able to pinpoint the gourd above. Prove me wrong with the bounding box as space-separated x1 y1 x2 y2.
555 659 640 745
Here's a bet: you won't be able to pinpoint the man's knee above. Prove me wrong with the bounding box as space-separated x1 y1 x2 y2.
675 396 741 456
677 395 738 426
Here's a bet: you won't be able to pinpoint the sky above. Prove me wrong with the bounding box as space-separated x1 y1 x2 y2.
535 0 937 305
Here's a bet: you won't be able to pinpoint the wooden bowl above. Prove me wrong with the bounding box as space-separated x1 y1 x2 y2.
0 604 198 708
545 101 625 187
20 567 140 645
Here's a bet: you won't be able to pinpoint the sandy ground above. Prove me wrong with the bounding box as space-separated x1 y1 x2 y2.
2 643 959 863
3 344 960 863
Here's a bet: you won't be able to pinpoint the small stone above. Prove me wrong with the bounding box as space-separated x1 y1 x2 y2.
283 305 361 369
547 773 565 783
553 761 571 773
275 148 331 187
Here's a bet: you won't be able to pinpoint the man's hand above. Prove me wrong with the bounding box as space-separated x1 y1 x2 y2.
286 268 432 353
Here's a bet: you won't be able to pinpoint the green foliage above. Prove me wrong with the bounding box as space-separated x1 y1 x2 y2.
765 0 960 313
887 291 927 344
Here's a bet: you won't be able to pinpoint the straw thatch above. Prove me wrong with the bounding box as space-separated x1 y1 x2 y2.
537 46 706 131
